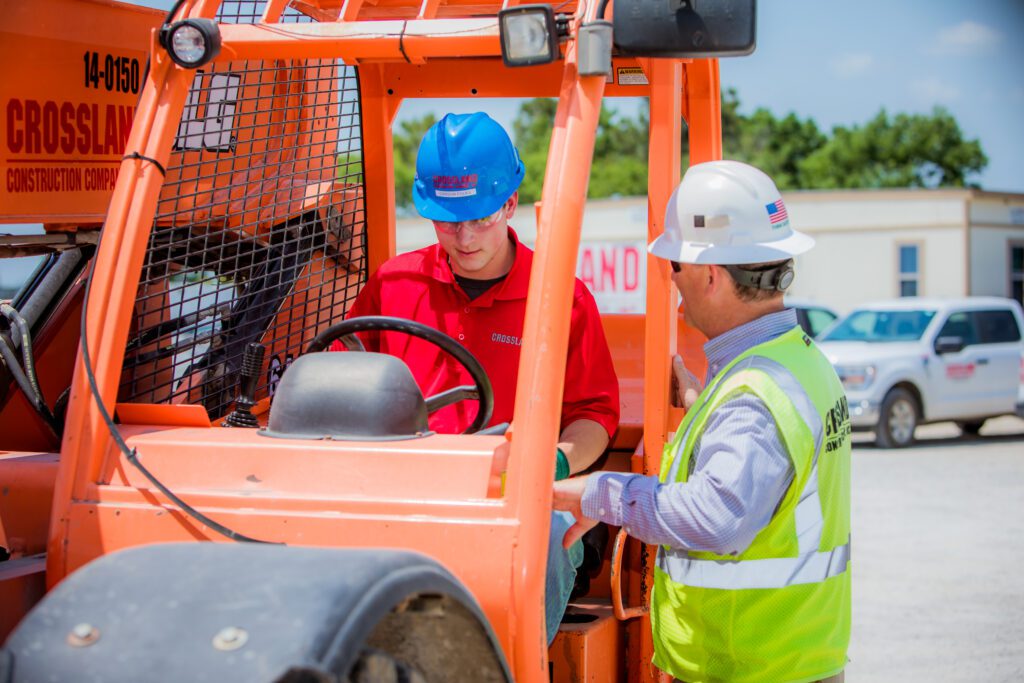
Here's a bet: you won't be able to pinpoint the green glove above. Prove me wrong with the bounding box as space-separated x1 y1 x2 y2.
554 447 571 481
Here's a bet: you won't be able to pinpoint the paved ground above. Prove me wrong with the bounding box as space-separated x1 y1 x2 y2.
846 416 1024 682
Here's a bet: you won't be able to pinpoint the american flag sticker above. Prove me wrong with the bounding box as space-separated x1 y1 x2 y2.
766 199 789 229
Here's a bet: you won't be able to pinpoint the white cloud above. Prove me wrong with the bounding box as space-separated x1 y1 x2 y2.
831 53 873 78
912 78 960 103
933 21 1001 55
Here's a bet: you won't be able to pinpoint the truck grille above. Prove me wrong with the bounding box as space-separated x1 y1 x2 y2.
118 1 367 419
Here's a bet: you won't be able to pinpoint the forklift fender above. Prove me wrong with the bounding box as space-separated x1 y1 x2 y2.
2 543 511 682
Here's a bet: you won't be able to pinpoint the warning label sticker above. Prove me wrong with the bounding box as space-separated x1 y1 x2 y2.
616 67 649 86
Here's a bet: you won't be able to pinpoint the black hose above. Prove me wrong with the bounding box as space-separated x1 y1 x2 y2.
1 304 44 404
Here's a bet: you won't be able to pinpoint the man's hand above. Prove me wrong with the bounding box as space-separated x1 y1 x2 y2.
671 354 703 409
553 476 600 549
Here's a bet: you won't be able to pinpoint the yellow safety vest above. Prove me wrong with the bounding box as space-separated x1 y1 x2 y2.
652 327 851 683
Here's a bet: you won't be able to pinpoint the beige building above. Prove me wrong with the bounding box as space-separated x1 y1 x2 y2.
787 189 1024 313
396 189 1024 315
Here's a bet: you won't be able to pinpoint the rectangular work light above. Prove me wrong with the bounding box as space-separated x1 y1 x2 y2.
498 5 559 67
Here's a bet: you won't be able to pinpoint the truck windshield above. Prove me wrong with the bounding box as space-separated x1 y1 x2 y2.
822 309 937 342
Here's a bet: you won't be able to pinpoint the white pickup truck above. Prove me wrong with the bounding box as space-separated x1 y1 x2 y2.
817 297 1024 447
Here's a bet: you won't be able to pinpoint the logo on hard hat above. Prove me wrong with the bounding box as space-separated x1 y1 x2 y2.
433 174 478 198
765 199 789 230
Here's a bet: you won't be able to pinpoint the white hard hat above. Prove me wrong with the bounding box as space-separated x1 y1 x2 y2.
648 160 814 265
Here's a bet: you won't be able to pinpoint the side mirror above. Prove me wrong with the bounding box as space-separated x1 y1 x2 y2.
612 0 756 58
934 336 965 355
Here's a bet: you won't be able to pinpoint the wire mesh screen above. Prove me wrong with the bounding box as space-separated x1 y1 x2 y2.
119 1 366 419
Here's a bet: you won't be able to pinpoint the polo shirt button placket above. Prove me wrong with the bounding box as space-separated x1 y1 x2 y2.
458 333 465 341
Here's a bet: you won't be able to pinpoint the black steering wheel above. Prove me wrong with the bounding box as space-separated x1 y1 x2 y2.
305 316 494 434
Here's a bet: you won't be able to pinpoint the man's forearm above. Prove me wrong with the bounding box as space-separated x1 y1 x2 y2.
558 418 610 474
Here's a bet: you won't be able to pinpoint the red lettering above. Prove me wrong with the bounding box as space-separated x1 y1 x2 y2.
90 104 102 154
104 104 118 154
24 99 41 154
600 248 616 292
76 103 91 154
118 105 133 153
623 246 639 291
60 102 76 154
6 99 23 153
580 249 597 292
42 101 59 154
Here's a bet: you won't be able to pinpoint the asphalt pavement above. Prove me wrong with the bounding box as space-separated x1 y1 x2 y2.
846 416 1024 682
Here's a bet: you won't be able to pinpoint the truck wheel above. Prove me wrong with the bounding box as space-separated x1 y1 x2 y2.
348 649 426 683
876 388 918 448
956 419 986 436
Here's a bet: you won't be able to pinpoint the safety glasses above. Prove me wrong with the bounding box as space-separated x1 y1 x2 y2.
434 205 507 234
670 260 682 273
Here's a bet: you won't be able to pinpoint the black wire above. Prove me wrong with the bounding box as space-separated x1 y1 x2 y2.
122 152 167 177
79 230 279 545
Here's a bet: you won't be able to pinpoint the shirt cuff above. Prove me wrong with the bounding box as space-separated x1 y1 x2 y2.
582 472 635 526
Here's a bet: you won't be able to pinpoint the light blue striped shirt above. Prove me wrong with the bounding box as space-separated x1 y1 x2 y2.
581 309 800 555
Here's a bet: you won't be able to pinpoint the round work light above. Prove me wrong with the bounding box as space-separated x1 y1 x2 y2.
162 18 222 69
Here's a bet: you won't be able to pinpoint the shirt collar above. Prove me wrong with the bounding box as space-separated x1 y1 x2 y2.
703 308 799 382
428 227 531 302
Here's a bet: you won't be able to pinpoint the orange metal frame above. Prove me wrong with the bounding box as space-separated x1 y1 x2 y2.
13 0 727 680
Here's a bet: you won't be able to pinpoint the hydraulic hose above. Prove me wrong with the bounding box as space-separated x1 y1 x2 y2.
2 304 44 403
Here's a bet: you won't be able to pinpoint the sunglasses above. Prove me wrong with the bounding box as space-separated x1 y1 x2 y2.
434 205 506 234
670 261 681 273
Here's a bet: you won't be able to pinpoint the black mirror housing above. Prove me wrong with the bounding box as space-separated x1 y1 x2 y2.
612 0 756 58
934 336 966 355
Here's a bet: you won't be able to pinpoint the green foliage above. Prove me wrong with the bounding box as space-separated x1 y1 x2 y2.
386 94 987 212
512 98 651 204
797 107 988 189
392 114 437 211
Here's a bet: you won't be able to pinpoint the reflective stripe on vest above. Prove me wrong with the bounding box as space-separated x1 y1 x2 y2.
658 539 851 590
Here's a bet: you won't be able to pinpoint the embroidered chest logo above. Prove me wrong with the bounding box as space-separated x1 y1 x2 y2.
491 332 523 347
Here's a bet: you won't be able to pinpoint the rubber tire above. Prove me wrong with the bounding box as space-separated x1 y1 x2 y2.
875 387 919 448
957 419 986 436
348 649 426 683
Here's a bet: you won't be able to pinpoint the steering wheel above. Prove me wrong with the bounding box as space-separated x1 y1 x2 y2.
305 316 494 435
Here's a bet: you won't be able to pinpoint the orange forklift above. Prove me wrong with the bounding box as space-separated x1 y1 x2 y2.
0 0 755 679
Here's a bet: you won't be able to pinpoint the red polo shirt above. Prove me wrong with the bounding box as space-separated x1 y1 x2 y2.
335 229 620 436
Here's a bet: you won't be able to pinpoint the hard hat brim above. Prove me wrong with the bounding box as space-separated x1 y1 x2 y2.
648 228 815 265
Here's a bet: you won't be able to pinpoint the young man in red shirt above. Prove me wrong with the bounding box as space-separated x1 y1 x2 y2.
338 112 620 641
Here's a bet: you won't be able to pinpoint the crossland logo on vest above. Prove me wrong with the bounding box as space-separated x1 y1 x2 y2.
433 174 478 198
823 395 851 453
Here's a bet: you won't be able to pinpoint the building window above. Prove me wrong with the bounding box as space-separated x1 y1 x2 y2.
898 244 920 297
1011 244 1023 307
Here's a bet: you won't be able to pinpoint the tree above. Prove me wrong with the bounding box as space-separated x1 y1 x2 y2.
388 96 988 213
512 98 650 204
798 107 988 189
392 114 436 212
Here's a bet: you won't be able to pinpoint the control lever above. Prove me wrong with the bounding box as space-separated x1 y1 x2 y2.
222 343 265 428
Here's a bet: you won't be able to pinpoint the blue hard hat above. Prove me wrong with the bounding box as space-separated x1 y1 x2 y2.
413 112 525 222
